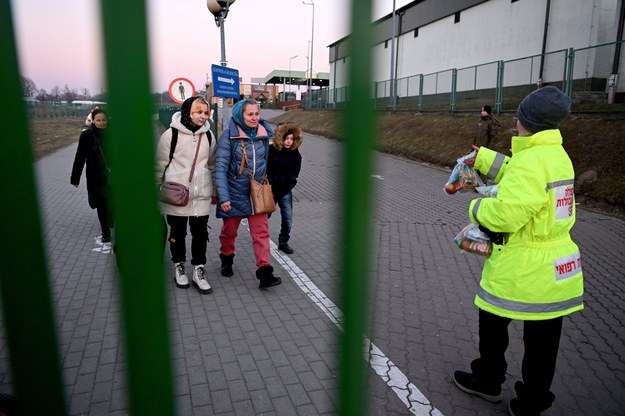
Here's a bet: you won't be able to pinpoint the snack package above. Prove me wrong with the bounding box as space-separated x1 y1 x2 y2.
476 184 498 197
453 223 492 256
443 150 484 194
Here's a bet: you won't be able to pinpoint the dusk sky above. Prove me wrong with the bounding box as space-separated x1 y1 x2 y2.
11 0 411 95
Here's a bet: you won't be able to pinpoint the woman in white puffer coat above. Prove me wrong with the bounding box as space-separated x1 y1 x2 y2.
155 96 216 295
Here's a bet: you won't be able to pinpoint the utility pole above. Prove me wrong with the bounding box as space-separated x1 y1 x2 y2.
302 1 315 108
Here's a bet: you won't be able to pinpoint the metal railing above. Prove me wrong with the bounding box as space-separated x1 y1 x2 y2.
309 40 625 112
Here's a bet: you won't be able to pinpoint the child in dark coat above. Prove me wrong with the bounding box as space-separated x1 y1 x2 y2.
267 122 303 254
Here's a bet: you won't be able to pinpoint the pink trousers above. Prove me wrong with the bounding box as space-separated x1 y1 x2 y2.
219 214 270 268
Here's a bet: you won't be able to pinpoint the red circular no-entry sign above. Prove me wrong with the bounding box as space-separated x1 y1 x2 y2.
168 78 196 104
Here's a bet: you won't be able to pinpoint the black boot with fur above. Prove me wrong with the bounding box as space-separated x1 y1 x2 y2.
256 265 282 289
219 253 235 277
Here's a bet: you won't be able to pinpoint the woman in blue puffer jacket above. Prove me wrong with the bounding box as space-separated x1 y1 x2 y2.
215 99 281 289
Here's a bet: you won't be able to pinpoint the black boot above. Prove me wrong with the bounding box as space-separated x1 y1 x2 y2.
278 239 293 254
453 358 504 403
508 381 554 416
219 253 235 277
256 265 282 289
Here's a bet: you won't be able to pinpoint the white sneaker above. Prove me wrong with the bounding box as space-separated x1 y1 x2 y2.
174 262 190 289
192 265 212 294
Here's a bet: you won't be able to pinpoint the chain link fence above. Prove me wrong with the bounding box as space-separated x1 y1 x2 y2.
26 102 105 118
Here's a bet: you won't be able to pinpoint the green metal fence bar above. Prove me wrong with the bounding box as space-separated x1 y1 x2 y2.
496 60 504 113
450 68 458 112
0 1 67 415
418 74 424 111
566 48 575 96
340 0 375 414
99 1 175 415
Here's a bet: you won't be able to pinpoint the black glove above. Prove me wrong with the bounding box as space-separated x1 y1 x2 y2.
479 225 505 245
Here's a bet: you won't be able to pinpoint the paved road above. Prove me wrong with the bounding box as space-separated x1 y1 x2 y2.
1 109 623 415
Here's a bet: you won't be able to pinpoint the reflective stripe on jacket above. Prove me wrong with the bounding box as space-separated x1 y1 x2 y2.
469 129 584 320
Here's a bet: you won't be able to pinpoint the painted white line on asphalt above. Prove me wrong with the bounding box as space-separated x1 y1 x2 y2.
270 241 444 416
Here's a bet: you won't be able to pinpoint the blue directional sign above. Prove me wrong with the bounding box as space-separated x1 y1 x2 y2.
211 64 240 98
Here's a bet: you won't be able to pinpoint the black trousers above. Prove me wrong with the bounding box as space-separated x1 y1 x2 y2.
166 215 209 266
476 309 562 410
95 199 113 238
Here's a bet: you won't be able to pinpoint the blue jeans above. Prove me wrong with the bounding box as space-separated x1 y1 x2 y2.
276 192 293 243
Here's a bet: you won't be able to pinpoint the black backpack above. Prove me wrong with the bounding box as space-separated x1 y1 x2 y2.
164 127 212 168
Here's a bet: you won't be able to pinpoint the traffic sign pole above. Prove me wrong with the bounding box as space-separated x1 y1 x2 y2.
211 64 240 135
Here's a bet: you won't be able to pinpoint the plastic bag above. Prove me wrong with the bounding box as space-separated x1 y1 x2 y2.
453 223 492 256
476 184 498 197
444 150 484 194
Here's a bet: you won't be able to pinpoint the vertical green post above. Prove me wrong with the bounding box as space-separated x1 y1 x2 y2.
473 66 478 110
496 60 505 112
565 48 575 96
451 68 457 112
0 2 67 415
418 74 424 112
99 1 175 415
340 0 375 415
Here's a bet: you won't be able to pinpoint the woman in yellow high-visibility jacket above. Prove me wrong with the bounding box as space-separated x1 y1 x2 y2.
453 86 584 416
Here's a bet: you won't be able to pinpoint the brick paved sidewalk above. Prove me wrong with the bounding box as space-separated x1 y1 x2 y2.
0 123 623 415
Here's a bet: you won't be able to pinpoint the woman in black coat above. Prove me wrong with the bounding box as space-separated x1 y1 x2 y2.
70 108 113 243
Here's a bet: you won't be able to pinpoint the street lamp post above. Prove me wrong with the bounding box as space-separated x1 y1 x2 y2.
306 41 311 85
302 0 315 108
207 0 236 66
206 0 236 132
288 55 298 102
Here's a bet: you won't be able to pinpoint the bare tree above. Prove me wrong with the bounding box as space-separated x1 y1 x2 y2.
21 76 37 99
51 85 61 102
62 84 77 103
35 88 49 102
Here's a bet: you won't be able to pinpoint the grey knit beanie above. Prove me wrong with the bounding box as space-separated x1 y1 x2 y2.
516 86 571 133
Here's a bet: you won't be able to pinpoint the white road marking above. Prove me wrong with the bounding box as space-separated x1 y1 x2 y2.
270 241 444 416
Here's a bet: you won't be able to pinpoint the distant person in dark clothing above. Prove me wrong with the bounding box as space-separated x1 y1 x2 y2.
473 105 500 183
70 108 114 243
267 122 303 254
473 105 499 149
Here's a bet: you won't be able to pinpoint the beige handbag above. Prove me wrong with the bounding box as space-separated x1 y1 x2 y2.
239 139 276 214
159 133 202 206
